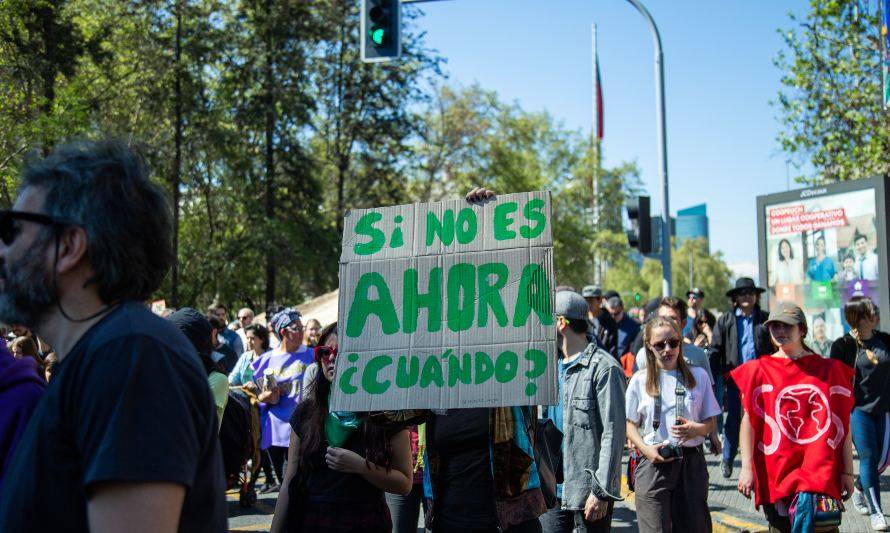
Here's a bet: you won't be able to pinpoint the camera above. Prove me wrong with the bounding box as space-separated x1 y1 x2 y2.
658 443 684 459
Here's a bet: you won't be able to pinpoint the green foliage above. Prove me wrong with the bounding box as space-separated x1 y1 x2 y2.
775 0 890 183
605 238 732 311
0 6 731 313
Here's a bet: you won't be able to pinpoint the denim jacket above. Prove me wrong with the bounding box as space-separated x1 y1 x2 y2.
560 343 627 510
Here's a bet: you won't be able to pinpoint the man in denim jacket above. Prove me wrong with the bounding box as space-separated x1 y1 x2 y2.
541 290 627 533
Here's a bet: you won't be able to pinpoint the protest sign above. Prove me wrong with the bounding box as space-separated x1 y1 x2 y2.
331 191 557 411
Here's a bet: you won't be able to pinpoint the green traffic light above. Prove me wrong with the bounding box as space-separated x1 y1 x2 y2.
371 27 386 46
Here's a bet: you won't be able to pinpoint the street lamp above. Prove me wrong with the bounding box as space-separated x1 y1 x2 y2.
624 0 672 297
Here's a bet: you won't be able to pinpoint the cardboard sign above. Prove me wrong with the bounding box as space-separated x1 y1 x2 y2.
331 192 558 411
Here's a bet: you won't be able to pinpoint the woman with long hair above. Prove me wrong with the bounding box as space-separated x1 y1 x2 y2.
829 296 890 530
270 344 412 533
303 319 322 348
626 316 720 532
736 302 854 533
770 238 803 285
690 309 716 350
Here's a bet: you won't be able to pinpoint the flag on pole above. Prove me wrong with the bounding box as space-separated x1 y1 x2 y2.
594 43 604 139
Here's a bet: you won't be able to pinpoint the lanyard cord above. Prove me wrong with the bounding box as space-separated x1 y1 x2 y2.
653 371 687 432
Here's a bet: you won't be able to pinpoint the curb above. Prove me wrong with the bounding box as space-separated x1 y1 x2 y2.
620 476 768 533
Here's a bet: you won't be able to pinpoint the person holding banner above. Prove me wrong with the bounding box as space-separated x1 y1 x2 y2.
626 316 720 533
735 302 854 533
269 345 413 533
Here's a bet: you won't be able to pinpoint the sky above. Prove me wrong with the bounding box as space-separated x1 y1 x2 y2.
411 0 812 280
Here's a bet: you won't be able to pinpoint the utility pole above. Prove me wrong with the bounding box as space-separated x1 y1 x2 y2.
624 0 672 296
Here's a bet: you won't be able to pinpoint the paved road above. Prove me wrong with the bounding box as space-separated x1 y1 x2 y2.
226 453 890 532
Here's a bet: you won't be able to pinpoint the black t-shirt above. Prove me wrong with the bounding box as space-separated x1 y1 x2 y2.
431 408 498 529
854 335 890 413
0 302 227 532
289 402 387 505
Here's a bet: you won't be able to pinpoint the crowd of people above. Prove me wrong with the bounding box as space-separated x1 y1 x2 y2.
0 140 887 533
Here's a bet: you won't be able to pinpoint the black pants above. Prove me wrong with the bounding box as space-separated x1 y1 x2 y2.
261 450 277 484
539 500 614 532
385 483 427 533
267 445 287 485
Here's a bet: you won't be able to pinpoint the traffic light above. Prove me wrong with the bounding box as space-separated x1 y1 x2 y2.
361 0 401 63
626 195 652 254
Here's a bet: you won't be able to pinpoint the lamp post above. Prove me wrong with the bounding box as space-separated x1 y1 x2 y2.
624 0 672 297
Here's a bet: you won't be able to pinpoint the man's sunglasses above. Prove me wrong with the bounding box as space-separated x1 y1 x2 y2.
0 210 75 246
650 338 681 352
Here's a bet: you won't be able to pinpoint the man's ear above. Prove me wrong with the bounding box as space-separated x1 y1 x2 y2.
556 316 566 332
53 226 89 275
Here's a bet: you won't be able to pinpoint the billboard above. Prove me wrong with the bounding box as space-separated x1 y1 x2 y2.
331 192 558 411
757 178 890 355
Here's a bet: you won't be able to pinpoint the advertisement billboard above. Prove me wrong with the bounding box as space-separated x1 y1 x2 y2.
757 178 890 354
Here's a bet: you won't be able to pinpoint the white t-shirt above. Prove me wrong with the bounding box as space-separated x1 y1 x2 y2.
634 343 715 386
625 366 720 447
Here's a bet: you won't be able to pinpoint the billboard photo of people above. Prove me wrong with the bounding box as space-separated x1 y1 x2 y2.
763 187 880 354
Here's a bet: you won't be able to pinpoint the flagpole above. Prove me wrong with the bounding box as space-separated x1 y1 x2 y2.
591 24 601 285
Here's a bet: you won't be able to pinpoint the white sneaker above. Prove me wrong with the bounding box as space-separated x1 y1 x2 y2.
871 513 890 531
854 487 871 515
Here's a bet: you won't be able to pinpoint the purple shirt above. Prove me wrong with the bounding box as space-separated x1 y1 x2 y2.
251 346 314 448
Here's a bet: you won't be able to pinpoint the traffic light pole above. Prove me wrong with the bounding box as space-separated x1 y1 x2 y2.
624 0 671 297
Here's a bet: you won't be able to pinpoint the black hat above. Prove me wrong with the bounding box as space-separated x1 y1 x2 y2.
167 307 214 357
603 290 620 300
726 277 766 298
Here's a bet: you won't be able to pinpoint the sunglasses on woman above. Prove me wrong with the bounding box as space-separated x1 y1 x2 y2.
650 338 681 352
0 210 76 246
314 345 338 364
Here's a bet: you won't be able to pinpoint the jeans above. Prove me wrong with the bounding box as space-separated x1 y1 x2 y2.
851 408 890 514
386 483 426 533
539 500 614 533
722 378 742 464
713 377 725 436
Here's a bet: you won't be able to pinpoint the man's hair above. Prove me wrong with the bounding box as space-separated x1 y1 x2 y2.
566 317 588 335
206 314 226 330
21 140 173 303
207 302 227 315
659 296 688 320
853 230 867 244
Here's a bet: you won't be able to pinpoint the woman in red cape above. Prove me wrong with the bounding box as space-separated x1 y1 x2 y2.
733 302 854 533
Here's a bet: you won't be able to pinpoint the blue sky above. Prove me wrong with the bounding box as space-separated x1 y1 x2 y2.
412 0 811 278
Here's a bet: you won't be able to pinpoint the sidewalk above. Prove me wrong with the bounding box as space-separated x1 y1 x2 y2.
617 452 889 532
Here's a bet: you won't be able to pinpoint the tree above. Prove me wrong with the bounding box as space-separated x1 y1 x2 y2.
776 0 889 183
605 237 733 312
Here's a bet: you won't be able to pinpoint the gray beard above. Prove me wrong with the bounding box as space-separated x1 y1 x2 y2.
0 238 56 328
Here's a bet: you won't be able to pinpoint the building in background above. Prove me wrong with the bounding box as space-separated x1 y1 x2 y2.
647 203 710 257
676 204 710 251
